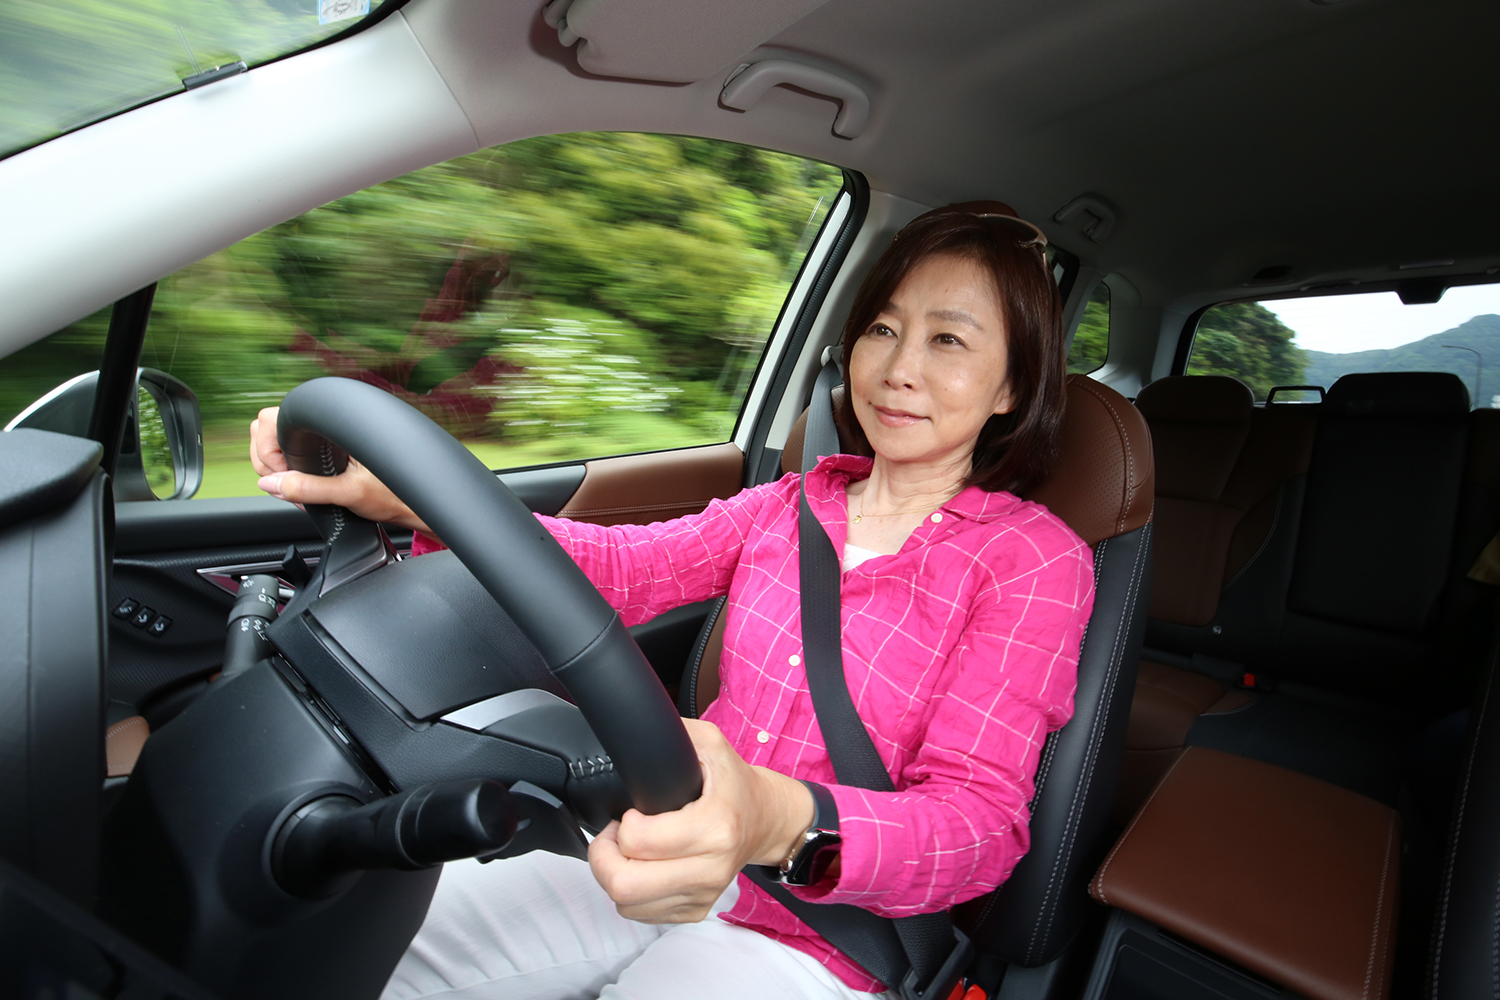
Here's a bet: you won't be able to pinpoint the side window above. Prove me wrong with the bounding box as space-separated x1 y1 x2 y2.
1066 280 1109 374
1186 286 1499 405
135 133 843 497
0 305 112 429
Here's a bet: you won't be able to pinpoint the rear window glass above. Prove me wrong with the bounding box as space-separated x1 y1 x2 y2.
1186 285 1500 406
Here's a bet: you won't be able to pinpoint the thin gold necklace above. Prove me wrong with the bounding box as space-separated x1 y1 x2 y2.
852 489 949 525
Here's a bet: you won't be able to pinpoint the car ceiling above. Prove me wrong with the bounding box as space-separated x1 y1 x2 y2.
415 0 1500 306
2 0 1497 357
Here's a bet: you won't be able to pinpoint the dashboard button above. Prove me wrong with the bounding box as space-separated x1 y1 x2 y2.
130 607 156 628
112 597 139 619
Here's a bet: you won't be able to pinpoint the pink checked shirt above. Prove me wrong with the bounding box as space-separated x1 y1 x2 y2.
418 454 1093 992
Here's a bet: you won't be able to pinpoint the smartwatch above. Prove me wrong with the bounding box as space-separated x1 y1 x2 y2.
761 780 842 887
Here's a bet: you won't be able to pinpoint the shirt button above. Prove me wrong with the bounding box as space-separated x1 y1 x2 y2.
930 512 943 523
788 654 801 666
757 730 770 744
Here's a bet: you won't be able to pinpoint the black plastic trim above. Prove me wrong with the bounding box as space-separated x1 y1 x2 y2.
88 285 155 480
1172 303 1213 377
742 170 870 487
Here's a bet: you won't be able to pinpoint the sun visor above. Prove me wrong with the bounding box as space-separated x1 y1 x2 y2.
542 0 833 82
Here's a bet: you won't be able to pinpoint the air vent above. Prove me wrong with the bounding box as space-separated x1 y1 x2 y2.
1246 265 1293 285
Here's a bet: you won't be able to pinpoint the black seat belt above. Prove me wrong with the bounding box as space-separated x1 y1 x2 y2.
743 356 973 1000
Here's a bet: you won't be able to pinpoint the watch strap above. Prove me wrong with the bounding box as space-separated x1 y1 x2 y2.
802 779 839 832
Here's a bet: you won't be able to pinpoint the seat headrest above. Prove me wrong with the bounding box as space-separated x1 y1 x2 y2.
782 385 848 478
1136 375 1254 424
781 374 1153 546
1324 372 1470 419
1030 375 1154 545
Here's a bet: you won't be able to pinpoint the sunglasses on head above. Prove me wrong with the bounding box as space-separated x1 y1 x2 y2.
967 212 1048 253
896 208 1049 254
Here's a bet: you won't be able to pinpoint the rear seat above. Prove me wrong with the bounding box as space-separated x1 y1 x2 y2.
1119 372 1497 820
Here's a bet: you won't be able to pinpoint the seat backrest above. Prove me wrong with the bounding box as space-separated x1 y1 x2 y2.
1426 630 1500 1000
685 373 1155 967
1280 372 1470 699
1135 375 1255 627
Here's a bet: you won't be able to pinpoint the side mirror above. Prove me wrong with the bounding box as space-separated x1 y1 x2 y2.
5 368 204 501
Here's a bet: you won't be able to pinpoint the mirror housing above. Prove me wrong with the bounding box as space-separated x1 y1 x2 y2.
5 368 204 500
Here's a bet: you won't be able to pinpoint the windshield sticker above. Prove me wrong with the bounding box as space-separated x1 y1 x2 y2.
319 0 370 25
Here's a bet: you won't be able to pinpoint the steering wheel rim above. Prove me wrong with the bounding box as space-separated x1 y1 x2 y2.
274 376 702 816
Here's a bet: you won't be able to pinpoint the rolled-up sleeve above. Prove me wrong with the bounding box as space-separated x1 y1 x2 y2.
534 484 782 627
788 537 1094 917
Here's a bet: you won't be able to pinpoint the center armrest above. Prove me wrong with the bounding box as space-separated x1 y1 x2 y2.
1090 746 1400 1000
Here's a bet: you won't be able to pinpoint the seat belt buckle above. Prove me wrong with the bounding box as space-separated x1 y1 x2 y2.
1234 671 1275 692
899 927 973 1000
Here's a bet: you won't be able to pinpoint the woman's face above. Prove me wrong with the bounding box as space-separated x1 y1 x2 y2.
848 252 1015 476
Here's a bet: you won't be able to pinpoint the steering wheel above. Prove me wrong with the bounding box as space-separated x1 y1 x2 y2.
275 375 701 816
96 376 702 1000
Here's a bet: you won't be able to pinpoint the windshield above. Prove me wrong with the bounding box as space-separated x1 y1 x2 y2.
0 0 398 159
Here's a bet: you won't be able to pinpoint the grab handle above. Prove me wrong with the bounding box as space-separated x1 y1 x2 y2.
721 59 869 139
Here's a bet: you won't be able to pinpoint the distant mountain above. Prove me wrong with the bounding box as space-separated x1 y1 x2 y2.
1300 313 1500 407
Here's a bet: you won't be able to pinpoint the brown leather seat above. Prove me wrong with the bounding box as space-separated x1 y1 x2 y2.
105 715 150 778
1115 374 1291 818
682 371 1157 971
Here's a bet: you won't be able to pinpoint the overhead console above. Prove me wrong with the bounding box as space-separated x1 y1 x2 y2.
1083 747 1400 1000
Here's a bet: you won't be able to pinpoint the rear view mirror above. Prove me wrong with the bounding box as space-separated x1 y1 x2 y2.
5 368 204 501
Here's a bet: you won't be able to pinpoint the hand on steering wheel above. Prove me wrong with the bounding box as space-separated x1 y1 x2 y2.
251 406 434 536
590 719 815 923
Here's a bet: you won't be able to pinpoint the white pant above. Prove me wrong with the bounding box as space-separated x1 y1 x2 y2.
381 852 886 1000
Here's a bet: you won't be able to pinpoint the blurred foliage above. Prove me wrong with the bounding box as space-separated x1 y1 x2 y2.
1186 302 1308 400
1 132 842 495
0 0 376 157
136 386 175 496
0 305 112 426
1067 282 1109 374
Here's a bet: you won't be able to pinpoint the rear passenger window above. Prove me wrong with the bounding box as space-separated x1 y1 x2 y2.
127 133 843 497
1186 285 1500 405
1067 281 1109 374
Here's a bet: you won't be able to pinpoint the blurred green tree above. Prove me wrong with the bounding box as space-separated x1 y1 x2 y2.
1186 302 1308 400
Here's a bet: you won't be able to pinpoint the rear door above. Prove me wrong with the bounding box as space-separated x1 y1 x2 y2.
2 132 857 722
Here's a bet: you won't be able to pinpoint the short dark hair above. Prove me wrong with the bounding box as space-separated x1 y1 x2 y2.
836 204 1068 496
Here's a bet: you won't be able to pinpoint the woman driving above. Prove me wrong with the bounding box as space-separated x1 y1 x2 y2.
249 203 1095 999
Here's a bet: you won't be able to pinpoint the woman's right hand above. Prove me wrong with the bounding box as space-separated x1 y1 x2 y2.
249 406 435 536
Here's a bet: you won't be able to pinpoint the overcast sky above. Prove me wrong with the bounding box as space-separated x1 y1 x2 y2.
1262 285 1500 355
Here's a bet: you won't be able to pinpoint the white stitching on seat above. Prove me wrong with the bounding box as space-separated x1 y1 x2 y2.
1091 744 1190 908
1026 529 1146 961
105 716 147 739
682 597 725 718
1429 645 1496 998
1363 813 1396 1000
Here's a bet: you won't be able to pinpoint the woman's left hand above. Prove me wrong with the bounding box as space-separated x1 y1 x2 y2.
588 718 815 923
